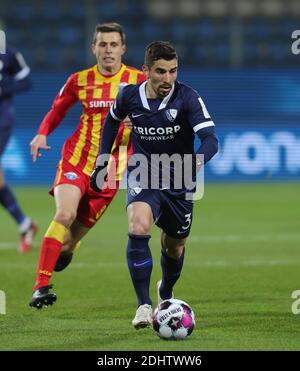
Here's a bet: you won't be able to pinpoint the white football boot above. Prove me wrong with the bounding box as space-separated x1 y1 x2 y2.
132 304 153 329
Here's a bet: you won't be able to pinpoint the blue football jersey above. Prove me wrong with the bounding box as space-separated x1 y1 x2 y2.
108 80 215 196
111 80 214 156
0 47 31 128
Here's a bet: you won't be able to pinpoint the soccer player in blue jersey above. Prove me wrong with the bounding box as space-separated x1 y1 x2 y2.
90 41 218 329
0 46 37 253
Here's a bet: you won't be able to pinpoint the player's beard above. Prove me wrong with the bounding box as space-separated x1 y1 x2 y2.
157 84 172 98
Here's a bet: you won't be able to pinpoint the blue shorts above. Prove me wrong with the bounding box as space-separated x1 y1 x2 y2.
0 126 12 157
126 187 194 239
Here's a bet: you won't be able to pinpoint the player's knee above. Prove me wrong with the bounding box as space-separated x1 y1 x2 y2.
54 209 77 228
129 221 151 235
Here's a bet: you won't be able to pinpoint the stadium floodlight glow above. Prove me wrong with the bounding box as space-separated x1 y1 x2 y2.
0 30 6 54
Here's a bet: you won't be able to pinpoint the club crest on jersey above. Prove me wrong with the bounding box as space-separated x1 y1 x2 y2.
64 172 78 180
165 109 178 122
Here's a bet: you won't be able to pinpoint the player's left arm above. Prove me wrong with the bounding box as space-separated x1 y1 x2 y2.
187 89 218 165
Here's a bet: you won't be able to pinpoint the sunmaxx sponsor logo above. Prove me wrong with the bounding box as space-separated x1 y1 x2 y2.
89 100 114 108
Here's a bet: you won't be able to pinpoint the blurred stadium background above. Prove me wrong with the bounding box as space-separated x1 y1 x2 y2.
0 0 300 351
1 0 300 184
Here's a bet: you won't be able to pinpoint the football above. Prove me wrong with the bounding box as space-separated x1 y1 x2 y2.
152 298 195 340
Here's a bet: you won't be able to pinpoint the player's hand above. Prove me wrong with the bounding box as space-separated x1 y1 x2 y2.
192 153 203 176
30 134 51 162
90 163 108 192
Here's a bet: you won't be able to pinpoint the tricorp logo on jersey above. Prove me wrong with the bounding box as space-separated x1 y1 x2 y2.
134 125 181 140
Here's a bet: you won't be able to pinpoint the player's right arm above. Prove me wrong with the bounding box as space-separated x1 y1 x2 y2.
186 88 218 166
30 74 78 162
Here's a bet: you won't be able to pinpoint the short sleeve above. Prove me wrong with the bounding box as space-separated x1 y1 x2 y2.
185 88 215 133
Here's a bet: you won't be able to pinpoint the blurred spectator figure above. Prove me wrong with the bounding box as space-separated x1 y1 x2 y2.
0 45 38 253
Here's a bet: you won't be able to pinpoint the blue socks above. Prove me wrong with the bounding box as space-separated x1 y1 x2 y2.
127 233 153 306
0 185 26 226
160 249 185 300
126 233 185 306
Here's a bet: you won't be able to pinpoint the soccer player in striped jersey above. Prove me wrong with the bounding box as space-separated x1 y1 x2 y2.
0 45 37 253
29 23 145 309
90 41 218 329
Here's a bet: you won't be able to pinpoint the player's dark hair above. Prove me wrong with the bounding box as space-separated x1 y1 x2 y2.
144 41 177 67
93 22 125 45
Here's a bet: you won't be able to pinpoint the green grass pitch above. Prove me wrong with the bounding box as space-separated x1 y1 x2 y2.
0 183 299 350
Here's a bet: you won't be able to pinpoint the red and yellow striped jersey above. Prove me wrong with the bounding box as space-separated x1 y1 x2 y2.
38 64 146 176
